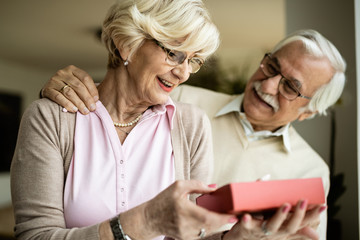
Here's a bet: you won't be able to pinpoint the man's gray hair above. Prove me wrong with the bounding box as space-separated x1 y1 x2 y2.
271 29 346 116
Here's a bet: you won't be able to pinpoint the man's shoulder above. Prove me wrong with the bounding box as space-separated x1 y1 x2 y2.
288 126 325 161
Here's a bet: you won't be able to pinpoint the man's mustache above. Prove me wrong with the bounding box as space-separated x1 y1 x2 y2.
253 81 279 112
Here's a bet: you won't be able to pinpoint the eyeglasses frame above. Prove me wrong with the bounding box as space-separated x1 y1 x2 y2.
154 40 204 74
260 53 312 101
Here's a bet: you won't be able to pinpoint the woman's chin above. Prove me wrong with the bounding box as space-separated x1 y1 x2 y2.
149 95 169 106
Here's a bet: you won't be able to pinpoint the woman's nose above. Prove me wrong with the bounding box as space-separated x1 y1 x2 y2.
172 61 191 83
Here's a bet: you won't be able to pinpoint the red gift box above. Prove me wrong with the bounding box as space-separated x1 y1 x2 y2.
196 178 325 214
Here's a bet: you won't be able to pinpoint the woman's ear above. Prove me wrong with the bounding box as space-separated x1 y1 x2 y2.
298 111 318 121
119 48 130 62
113 38 130 61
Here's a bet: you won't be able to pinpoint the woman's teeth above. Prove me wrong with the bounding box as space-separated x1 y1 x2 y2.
160 79 173 88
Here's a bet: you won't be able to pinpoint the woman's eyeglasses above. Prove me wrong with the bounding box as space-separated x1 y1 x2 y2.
155 40 204 74
260 53 312 101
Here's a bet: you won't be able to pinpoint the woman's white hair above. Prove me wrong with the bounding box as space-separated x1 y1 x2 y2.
101 0 220 69
271 29 346 116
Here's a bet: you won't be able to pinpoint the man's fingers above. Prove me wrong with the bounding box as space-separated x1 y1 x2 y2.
64 79 96 112
71 68 99 101
59 86 91 114
42 65 98 113
70 66 99 109
47 89 78 113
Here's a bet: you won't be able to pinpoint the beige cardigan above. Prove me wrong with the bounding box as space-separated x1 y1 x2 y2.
11 99 222 240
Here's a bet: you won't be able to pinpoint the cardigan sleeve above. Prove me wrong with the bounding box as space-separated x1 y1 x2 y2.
173 102 222 240
10 99 101 240
172 101 214 186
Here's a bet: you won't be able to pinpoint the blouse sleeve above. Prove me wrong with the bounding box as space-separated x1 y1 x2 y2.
11 99 100 240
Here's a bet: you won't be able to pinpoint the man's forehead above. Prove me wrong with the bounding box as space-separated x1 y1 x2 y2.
272 43 332 91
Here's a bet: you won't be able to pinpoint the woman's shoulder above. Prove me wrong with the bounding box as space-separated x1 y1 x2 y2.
25 98 61 113
173 101 208 119
172 101 211 132
22 98 76 128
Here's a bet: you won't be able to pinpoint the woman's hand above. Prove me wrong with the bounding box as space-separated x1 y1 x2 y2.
223 200 326 240
121 180 237 240
41 65 99 114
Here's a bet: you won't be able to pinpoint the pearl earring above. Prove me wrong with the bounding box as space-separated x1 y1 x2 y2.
124 59 129 66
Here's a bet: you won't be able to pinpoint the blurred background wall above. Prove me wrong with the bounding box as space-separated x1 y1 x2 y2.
0 0 358 239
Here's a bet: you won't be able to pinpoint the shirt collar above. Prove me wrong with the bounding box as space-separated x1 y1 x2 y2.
149 97 176 129
215 94 292 152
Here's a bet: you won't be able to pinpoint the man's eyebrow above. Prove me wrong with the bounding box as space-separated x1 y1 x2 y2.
272 56 282 70
273 56 303 89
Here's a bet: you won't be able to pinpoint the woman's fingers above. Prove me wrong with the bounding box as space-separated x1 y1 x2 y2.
301 205 326 228
144 180 237 240
264 203 292 234
284 199 308 233
297 226 319 240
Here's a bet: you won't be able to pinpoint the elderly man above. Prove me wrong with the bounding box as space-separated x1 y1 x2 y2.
41 29 346 239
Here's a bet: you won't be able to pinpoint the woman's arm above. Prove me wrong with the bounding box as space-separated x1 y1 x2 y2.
11 99 102 239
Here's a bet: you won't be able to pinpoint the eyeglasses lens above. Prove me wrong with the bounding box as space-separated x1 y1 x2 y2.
166 50 202 73
278 79 298 100
156 40 203 73
262 55 299 100
166 50 187 66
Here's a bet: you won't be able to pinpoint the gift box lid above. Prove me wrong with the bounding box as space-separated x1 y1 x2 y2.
196 178 325 214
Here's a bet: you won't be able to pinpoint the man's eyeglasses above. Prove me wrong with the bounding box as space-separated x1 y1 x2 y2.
155 40 204 74
260 53 312 101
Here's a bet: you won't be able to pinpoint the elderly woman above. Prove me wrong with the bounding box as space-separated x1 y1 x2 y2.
11 0 239 239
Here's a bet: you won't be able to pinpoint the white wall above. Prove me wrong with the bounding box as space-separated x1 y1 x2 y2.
0 58 54 207
0 59 55 113
286 0 359 239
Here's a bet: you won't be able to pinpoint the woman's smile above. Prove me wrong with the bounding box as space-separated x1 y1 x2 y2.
157 77 174 92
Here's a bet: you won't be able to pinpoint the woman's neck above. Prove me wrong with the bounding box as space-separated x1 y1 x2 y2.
97 68 149 123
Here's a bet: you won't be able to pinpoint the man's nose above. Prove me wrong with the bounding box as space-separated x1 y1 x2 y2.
260 75 282 95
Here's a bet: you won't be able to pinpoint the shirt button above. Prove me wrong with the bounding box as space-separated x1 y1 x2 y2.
121 174 125 179
121 202 125 206
121 188 124 192
120 160 124 164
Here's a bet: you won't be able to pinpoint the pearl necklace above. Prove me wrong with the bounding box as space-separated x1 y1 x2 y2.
113 113 143 128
